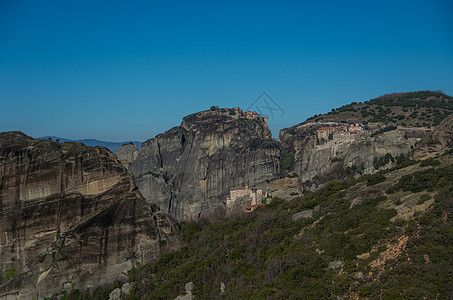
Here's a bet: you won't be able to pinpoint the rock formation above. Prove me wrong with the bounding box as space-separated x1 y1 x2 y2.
116 143 140 168
129 110 280 221
0 132 182 299
174 282 194 300
413 114 453 159
269 177 302 200
279 124 420 187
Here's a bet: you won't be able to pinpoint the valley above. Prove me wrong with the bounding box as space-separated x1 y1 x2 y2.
1 91 452 299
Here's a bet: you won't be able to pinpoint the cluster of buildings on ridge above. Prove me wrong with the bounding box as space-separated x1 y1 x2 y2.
316 123 364 140
212 106 269 125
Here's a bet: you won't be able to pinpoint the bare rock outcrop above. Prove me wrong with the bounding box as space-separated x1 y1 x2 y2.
413 114 453 159
116 143 140 168
269 177 302 200
0 132 182 299
129 110 280 221
279 125 419 186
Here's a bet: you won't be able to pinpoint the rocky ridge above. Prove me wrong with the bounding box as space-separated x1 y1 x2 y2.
413 114 453 159
125 92 453 219
0 132 182 299
279 125 419 188
277 91 453 189
116 143 140 168
129 109 280 222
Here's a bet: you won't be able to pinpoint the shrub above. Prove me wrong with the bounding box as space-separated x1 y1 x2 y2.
371 125 397 137
331 156 341 163
4 267 17 281
285 128 296 135
420 158 441 167
374 153 394 169
417 194 431 204
365 173 386 186
281 152 295 173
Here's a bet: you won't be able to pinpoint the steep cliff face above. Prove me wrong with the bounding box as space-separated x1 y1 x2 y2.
279 125 419 186
116 143 140 168
129 110 280 221
0 132 182 299
413 114 453 159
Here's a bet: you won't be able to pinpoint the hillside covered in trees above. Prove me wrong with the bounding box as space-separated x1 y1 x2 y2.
305 91 453 128
69 152 453 299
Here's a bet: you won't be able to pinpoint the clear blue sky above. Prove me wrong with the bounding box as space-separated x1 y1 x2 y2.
1 0 452 141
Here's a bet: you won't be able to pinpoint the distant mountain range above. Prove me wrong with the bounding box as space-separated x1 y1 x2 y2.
37 136 143 152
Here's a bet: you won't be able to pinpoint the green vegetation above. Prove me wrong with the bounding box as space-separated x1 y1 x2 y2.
304 91 453 127
417 194 431 204
76 159 453 299
119 190 400 298
374 153 395 169
285 128 296 135
420 158 441 167
366 91 453 111
179 127 188 148
3 267 17 282
362 173 387 186
60 280 122 300
280 151 295 174
236 117 261 127
391 159 418 170
370 125 397 137
331 156 341 163
387 165 453 194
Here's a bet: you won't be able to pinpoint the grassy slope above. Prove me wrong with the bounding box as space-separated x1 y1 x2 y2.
69 153 453 299
282 91 453 136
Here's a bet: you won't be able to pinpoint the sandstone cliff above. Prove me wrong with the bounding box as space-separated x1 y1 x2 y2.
279 125 419 187
116 143 140 168
0 132 182 299
129 110 280 221
413 114 453 159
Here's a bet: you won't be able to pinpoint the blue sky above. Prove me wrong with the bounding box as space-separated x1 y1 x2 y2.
1 0 452 141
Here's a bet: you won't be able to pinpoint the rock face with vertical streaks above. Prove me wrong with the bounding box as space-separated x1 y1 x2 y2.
413 114 453 159
0 132 182 299
129 110 280 222
116 143 140 168
278 125 419 187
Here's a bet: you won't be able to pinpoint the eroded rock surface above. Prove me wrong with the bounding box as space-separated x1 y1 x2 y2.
413 114 453 159
279 125 419 187
116 143 140 168
0 132 182 299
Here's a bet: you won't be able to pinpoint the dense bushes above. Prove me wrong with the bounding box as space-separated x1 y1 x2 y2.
370 125 397 137
75 161 453 299
364 173 387 185
280 151 295 174
374 153 395 169
420 158 441 167
387 165 453 194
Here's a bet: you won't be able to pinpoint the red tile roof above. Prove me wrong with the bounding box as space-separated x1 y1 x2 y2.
246 203 265 210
